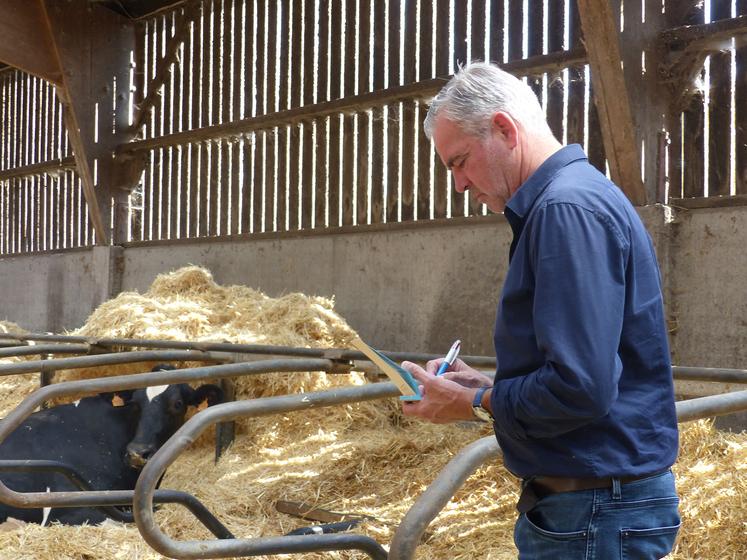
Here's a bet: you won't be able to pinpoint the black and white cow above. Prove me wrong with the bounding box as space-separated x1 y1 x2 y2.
0 365 222 525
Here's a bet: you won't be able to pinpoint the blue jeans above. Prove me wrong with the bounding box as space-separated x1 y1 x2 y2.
514 470 680 559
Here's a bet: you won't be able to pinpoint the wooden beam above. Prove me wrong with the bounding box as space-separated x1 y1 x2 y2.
119 47 588 154
659 15 747 111
660 14 747 51
669 194 747 210
0 0 62 85
576 0 647 206
131 0 202 133
42 0 136 245
0 157 76 182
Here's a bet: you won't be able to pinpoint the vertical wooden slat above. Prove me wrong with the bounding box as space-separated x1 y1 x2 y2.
252 0 266 232
209 139 221 236
546 1 565 140
682 96 706 198
681 3 706 198
431 1 450 219
264 1 278 232
355 0 371 225
315 0 330 228
489 0 505 64
417 1 433 220
385 0 402 223
586 73 607 172
400 2 418 222
566 3 585 149
736 0 747 194
707 0 732 197
275 2 290 231
301 0 316 229
369 0 386 224
448 1 468 218
242 0 255 234
285 0 302 230
327 0 342 227
526 0 543 100
341 0 357 226
227 0 241 235
508 0 522 62
471 0 486 63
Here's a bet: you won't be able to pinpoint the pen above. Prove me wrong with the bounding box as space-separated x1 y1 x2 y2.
436 340 461 376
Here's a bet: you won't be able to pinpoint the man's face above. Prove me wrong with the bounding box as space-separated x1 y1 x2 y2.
432 114 519 213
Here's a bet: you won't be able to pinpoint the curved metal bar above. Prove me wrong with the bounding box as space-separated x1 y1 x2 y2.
0 350 228 377
0 460 235 538
0 359 334 513
0 459 135 521
388 436 501 560
0 332 497 369
673 366 747 384
0 344 93 359
133 383 399 559
675 389 747 422
388 391 747 559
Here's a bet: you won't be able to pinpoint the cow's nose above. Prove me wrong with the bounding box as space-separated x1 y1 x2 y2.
126 443 155 468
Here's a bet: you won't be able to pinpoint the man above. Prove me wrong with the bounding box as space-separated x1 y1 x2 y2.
401 62 680 559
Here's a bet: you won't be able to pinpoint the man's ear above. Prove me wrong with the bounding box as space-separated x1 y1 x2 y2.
101 390 135 407
188 384 224 411
492 111 519 148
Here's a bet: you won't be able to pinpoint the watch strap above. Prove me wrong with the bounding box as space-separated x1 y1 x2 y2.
472 386 493 421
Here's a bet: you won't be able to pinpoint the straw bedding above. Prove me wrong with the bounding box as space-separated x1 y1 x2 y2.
0 266 744 559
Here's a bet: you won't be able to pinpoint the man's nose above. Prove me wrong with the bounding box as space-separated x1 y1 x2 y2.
452 171 469 194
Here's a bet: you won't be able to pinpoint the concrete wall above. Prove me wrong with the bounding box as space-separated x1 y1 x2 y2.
0 205 745 369
120 216 511 355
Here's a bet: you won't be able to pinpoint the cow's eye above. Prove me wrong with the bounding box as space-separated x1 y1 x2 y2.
172 399 184 411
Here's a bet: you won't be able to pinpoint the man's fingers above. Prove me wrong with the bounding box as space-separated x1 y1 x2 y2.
401 361 431 383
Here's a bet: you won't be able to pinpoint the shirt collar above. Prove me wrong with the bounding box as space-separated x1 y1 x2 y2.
505 144 588 226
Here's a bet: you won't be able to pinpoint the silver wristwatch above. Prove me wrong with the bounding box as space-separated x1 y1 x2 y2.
472 386 493 422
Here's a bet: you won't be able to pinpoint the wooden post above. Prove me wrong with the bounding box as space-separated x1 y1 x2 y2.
576 0 648 205
42 0 136 244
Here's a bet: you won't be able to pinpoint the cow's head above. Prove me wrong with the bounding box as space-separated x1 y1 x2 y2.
112 365 223 469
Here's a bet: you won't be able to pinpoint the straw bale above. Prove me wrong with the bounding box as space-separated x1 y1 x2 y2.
0 267 744 558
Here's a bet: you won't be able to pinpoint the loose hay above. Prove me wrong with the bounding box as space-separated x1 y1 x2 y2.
0 320 27 337
0 266 744 559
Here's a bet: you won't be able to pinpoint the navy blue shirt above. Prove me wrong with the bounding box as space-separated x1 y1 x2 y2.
490 144 678 479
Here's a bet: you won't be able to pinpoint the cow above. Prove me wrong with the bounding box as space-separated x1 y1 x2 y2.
0 365 222 525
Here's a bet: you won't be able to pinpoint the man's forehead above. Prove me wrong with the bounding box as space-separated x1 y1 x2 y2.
433 117 472 164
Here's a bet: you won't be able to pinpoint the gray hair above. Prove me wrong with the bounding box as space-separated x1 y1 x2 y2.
423 62 552 139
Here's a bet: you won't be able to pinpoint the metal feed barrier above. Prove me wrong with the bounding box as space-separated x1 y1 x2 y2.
0 333 746 559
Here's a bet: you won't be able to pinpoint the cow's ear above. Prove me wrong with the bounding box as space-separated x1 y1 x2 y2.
188 384 223 410
102 390 135 407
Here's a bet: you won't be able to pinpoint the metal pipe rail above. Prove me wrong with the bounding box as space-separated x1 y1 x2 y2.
133 383 401 559
0 350 231 377
675 389 747 422
0 332 498 369
0 360 338 535
388 436 502 560
0 344 95 359
0 460 235 538
4 333 747 385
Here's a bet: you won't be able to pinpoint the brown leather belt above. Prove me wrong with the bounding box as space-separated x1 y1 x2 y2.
530 471 660 498
516 471 666 513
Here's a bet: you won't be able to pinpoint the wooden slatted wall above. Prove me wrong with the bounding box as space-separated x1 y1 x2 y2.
127 0 602 242
2 0 747 256
669 0 747 199
0 69 92 254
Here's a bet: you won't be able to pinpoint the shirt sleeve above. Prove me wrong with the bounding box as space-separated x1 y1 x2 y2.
491 202 629 440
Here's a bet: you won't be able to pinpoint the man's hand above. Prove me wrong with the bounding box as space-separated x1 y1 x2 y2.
400 361 478 424
425 358 494 388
